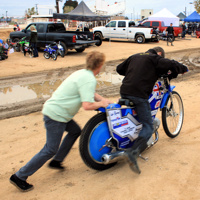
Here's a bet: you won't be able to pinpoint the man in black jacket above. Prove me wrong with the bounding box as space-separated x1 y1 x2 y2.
181 22 187 39
166 23 174 46
116 46 188 174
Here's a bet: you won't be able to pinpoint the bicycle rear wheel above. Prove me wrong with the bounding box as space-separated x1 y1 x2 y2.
79 112 116 170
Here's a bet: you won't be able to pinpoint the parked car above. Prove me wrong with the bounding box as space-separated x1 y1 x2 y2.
93 20 158 44
9 22 101 55
141 20 182 37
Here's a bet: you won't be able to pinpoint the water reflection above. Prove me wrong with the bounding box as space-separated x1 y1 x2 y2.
0 85 37 105
0 72 123 105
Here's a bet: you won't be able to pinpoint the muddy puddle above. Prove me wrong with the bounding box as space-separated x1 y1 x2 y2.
1 49 200 120
0 72 123 106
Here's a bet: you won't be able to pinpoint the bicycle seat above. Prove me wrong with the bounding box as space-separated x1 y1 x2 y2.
118 98 135 107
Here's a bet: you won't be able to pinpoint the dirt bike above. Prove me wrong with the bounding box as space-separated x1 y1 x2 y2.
50 42 65 57
16 37 30 52
23 42 33 57
79 73 186 171
43 44 57 61
7 39 21 52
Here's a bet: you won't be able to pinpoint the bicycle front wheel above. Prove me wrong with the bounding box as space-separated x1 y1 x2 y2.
162 91 184 138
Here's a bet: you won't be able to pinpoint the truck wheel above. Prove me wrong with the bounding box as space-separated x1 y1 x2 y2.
94 36 102 46
59 42 68 55
94 32 103 40
136 35 145 43
76 48 85 53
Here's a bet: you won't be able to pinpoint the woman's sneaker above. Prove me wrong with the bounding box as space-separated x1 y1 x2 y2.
9 174 34 192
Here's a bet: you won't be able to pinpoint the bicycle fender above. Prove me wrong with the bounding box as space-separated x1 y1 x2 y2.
98 107 106 112
97 103 121 113
160 85 175 109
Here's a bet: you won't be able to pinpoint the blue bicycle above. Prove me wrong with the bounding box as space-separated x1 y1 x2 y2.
79 74 185 171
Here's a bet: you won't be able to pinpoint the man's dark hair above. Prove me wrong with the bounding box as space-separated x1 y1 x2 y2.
152 46 165 58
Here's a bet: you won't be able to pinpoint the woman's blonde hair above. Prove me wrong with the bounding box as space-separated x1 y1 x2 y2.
30 25 36 31
86 51 105 70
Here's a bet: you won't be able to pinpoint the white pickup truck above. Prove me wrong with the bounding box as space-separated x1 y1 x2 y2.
93 20 158 43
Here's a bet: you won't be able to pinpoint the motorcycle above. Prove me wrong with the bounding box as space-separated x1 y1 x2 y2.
16 37 30 52
43 44 57 61
50 42 65 57
23 42 33 57
7 38 21 52
79 73 185 171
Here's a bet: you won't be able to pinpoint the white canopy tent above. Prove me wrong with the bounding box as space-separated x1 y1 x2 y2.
148 8 180 26
95 0 126 16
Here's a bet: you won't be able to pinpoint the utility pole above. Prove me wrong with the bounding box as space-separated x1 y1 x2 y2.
56 0 60 13
35 4 38 15
6 11 8 23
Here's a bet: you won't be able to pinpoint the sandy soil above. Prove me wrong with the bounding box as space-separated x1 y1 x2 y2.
0 29 200 200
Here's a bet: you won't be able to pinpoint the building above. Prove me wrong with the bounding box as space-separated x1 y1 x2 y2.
26 15 58 24
177 12 186 21
141 9 153 20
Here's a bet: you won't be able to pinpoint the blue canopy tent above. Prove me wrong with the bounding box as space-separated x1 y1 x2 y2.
184 11 200 22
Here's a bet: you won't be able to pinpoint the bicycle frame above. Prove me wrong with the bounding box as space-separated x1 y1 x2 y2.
79 75 186 170
97 77 175 150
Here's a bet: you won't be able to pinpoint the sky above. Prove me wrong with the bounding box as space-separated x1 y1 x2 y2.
0 0 196 19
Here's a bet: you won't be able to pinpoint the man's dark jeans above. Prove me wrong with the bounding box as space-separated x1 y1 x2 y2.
121 94 153 141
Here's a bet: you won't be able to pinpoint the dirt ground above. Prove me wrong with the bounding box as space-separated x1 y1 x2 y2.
0 28 200 200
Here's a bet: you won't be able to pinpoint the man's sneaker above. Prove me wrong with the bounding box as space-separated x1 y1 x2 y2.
48 160 65 170
10 174 34 192
125 149 141 174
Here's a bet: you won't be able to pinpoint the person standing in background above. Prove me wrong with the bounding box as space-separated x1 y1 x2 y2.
30 25 38 58
181 22 187 39
166 23 174 46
